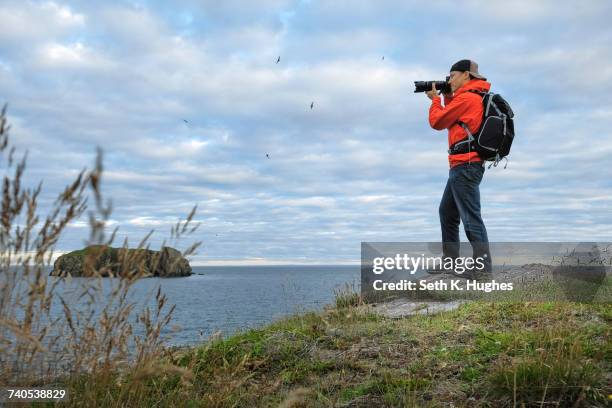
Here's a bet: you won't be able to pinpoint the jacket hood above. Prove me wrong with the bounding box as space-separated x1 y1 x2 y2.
455 79 491 95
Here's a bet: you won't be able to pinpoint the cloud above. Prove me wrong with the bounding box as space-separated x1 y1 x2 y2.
460 0 610 22
33 42 116 71
0 1 84 44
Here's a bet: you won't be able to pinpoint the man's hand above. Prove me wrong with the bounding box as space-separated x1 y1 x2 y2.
426 83 439 100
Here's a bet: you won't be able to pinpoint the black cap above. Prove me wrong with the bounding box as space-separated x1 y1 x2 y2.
450 59 486 80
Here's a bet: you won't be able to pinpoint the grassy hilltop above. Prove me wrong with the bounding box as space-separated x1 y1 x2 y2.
57 293 610 407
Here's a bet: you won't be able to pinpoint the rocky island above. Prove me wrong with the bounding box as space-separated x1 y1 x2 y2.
50 245 192 278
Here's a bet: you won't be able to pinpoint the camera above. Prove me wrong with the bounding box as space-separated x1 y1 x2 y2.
414 76 451 94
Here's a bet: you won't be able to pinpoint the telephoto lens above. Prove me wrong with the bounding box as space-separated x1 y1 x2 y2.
414 77 451 93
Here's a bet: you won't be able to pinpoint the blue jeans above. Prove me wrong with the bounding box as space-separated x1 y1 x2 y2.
439 162 492 272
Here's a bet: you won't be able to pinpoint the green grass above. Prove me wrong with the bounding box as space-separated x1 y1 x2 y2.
46 298 611 407
339 372 430 406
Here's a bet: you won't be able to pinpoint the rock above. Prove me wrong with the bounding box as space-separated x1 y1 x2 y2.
364 298 467 319
50 245 192 278
157 247 192 278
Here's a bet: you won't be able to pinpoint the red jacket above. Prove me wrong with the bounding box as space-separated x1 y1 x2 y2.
429 79 491 168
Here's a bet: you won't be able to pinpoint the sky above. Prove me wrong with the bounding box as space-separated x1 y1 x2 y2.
1 0 611 265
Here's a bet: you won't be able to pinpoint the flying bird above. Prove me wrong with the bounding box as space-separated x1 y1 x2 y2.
382 56 385 60
276 56 280 64
310 101 314 109
266 153 270 159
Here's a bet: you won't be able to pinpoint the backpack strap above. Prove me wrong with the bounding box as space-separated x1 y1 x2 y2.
448 90 489 155
488 154 509 169
448 121 475 155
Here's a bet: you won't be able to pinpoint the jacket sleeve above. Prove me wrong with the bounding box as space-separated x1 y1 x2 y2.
428 93 472 130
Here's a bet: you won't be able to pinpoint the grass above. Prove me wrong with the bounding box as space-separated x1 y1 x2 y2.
34 297 608 407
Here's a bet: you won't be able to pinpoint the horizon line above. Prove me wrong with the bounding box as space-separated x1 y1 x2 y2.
190 260 360 267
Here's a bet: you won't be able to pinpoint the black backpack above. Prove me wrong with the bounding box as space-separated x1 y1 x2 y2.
448 91 515 168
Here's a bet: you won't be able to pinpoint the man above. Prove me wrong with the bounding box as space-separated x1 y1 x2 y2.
426 59 492 278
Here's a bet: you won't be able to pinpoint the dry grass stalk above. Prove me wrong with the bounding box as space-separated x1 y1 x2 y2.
0 105 201 389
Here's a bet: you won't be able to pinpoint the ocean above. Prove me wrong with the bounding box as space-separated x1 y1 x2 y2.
42 265 360 347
